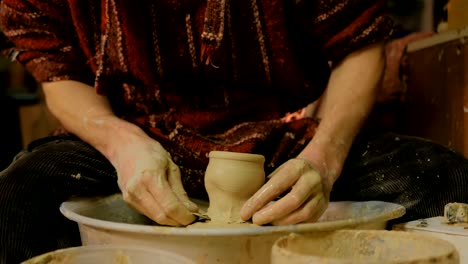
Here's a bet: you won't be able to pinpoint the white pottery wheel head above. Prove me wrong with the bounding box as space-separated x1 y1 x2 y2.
60 194 405 235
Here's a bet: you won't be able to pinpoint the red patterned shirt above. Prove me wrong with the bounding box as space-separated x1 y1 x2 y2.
0 0 393 198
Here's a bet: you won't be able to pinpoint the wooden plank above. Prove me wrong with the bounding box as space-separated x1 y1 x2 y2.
407 27 468 52
403 32 468 156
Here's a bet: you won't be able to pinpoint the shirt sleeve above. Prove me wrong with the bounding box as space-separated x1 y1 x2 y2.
303 0 395 65
0 0 94 84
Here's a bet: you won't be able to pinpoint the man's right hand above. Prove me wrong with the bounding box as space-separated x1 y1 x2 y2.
110 131 199 226
41 80 198 226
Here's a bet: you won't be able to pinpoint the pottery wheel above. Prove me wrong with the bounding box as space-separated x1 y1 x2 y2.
59 194 406 264
60 194 406 234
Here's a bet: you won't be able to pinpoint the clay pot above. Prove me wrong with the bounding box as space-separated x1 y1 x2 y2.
271 230 459 264
204 151 265 224
21 245 195 264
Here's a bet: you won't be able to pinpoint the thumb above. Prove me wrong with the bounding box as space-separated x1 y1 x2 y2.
167 162 199 212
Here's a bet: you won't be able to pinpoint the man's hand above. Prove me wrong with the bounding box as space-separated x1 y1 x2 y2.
42 80 198 226
240 158 329 225
112 132 199 226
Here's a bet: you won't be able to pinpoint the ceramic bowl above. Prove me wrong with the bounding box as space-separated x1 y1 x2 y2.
21 245 195 264
271 230 459 264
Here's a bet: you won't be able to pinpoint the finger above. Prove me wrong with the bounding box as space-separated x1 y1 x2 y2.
251 169 321 225
241 172 296 221
266 161 288 180
145 169 196 226
240 159 304 221
272 194 328 225
123 186 180 226
167 161 199 212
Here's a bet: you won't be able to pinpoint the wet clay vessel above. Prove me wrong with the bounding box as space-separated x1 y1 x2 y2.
204 151 265 224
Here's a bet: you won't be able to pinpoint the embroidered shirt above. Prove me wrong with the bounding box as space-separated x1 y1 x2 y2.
0 0 393 198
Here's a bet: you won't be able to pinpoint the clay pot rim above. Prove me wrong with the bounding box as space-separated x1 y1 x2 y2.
272 231 459 263
22 245 195 264
209 151 265 162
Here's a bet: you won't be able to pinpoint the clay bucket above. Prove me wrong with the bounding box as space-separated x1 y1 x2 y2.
21 245 195 264
271 230 459 264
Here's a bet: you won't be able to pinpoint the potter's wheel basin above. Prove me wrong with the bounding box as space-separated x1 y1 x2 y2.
60 194 405 235
60 194 405 264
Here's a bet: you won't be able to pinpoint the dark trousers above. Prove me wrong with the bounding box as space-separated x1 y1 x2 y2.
1 131 468 263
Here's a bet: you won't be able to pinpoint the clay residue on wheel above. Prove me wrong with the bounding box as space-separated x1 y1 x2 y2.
114 250 132 264
187 221 259 228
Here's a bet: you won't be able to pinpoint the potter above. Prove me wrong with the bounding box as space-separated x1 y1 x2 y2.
6 1 468 262
204 151 266 224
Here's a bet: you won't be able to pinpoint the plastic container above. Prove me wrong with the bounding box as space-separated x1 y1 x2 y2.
21 245 195 264
271 230 459 264
60 194 405 264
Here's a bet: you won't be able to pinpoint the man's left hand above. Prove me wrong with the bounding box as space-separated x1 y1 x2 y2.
240 158 329 225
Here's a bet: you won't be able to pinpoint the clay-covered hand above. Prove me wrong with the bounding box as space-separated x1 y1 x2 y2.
112 134 198 226
240 158 329 225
